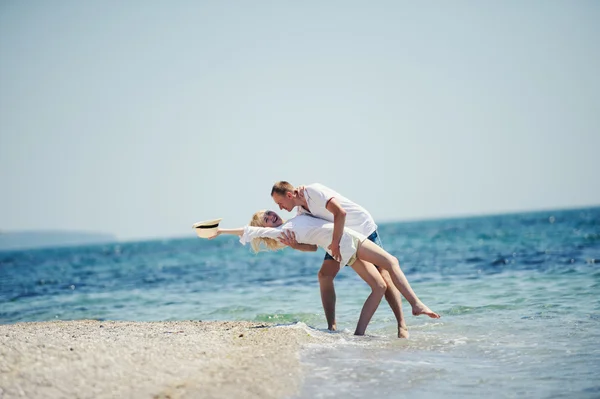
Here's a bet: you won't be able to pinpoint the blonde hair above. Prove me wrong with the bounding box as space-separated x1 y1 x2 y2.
248 210 285 253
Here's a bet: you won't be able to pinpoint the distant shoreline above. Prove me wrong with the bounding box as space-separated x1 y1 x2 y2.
0 230 117 252
0 320 318 399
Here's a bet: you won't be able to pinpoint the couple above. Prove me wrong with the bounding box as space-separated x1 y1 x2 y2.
210 181 440 336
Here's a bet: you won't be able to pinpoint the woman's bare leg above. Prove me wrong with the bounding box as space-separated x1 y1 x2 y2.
357 240 440 319
379 269 409 338
350 259 387 335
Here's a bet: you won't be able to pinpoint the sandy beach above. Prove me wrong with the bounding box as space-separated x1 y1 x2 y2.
0 320 320 399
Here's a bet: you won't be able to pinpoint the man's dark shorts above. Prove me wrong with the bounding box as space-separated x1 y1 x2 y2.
324 230 383 266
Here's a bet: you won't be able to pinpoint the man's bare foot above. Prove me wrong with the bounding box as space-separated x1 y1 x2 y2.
328 324 337 331
412 302 440 319
398 326 409 339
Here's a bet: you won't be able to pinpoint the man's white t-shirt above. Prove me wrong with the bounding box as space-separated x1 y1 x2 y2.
296 183 377 237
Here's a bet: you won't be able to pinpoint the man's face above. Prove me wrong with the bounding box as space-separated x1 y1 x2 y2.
271 192 295 212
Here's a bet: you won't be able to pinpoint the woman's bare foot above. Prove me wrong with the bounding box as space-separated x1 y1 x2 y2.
412 302 440 319
398 326 409 339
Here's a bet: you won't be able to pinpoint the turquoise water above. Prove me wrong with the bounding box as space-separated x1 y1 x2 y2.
1 207 599 397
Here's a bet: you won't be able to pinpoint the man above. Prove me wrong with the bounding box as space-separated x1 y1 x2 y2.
271 181 409 338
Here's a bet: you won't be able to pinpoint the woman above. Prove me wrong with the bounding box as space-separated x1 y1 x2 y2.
210 210 440 335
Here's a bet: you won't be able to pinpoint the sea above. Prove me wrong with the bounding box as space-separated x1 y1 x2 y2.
1 207 599 398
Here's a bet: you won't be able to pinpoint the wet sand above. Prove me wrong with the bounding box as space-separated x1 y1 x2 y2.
0 320 320 399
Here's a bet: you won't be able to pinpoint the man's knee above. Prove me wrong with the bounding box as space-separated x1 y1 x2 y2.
379 268 392 283
373 279 387 296
318 259 341 281
379 269 399 295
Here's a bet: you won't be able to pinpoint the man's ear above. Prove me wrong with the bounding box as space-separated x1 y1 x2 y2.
287 191 295 199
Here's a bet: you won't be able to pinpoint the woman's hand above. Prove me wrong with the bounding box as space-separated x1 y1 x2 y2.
209 227 244 237
208 229 222 240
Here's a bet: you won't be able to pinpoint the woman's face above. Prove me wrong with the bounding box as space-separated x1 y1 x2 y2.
262 210 283 227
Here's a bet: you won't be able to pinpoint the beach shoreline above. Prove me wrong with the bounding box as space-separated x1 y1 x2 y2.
0 320 319 399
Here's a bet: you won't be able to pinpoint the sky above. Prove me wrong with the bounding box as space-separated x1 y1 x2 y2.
1 1 599 241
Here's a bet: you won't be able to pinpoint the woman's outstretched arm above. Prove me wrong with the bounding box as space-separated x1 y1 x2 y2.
208 227 244 239
239 226 281 245
209 226 282 243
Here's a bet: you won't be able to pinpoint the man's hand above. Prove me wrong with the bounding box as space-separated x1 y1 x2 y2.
328 241 342 262
278 230 298 248
278 230 318 252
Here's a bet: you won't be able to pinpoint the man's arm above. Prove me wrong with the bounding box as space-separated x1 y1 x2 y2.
326 197 346 261
278 230 318 252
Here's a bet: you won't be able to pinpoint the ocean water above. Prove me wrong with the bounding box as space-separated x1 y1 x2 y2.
1 207 599 398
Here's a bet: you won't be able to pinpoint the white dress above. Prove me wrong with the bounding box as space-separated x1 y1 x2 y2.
239 214 367 266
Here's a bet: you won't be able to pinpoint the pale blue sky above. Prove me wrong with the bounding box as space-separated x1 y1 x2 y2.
1 1 599 240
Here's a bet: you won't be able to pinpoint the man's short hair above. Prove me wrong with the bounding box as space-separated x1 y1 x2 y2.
271 181 295 196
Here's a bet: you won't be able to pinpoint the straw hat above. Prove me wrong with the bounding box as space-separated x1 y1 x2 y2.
192 218 222 239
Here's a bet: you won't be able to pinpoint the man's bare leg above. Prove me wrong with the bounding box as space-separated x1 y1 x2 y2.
350 259 386 335
318 259 342 331
379 269 409 338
